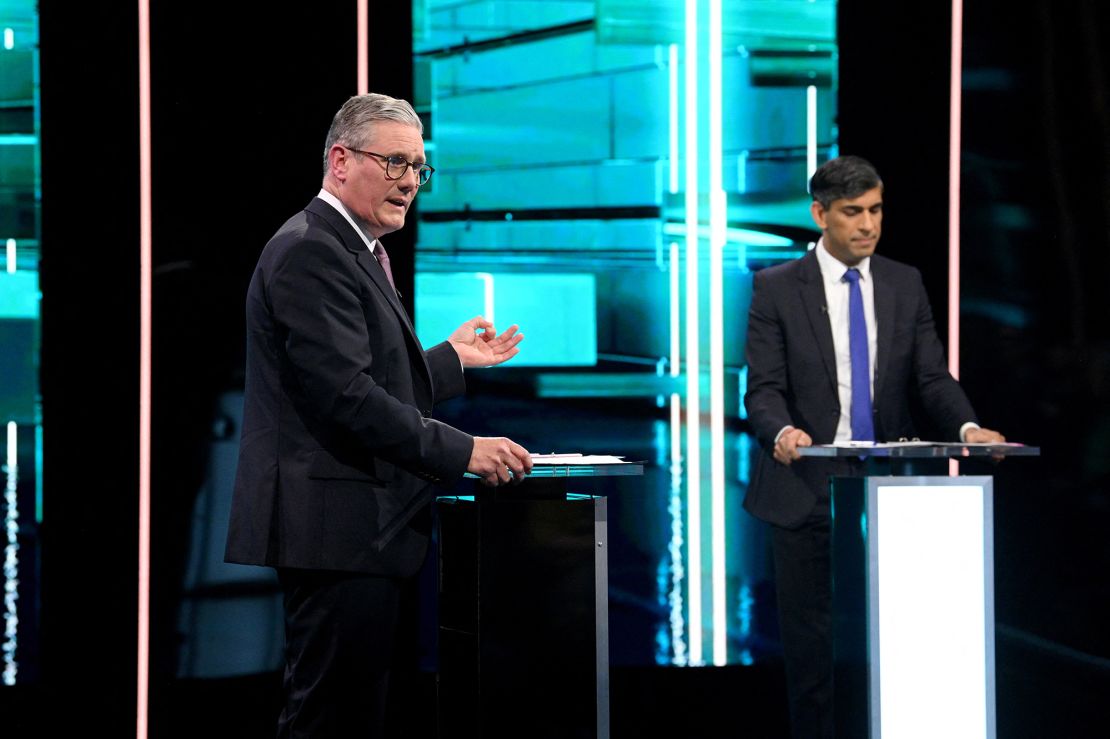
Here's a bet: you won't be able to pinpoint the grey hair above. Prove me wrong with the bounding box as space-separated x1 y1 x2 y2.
322 93 423 175
809 155 883 209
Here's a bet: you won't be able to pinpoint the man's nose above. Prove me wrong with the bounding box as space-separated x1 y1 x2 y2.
398 165 421 190
859 212 874 232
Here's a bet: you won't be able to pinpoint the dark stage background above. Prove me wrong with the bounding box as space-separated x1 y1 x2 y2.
4 1 1107 736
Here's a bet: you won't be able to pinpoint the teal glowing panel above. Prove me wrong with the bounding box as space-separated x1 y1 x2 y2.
416 272 597 367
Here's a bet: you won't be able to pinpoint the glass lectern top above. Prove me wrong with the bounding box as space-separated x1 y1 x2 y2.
798 442 1039 458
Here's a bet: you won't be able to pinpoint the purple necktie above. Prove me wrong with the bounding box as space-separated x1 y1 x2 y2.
374 241 396 293
844 268 875 441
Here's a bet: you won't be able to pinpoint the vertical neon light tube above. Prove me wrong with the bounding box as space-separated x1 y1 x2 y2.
948 0 962 380
667 42 686 664
669 44 680 195
806 85 818 181
707 0 727 667
5 238 14 273
949 0 963 476
137 0 152 735
475 273 495 326
3 421 17 685
669 392 686 665
358 0 369 94
684 0 702 666
670 243 681 377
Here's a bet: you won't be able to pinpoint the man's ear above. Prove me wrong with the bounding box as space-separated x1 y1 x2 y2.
810 200 828 230
327 145 349 182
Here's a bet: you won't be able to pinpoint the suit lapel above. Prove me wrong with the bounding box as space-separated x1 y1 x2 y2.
304 198 434 386
871 257 895 404
797 250 838 396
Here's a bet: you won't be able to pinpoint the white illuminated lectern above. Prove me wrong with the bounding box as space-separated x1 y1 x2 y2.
797 442 1039 739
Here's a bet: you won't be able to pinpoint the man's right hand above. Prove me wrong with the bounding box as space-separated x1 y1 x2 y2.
468 437 533 486
774 426 812 466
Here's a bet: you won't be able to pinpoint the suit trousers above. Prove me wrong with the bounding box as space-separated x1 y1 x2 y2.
770 457 862 739
276 568 403 739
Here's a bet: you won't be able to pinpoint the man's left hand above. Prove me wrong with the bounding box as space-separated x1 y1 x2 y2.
964 427 1006 444
448 316 524 368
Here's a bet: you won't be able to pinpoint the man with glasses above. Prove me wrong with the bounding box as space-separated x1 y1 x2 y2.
225 93 533 737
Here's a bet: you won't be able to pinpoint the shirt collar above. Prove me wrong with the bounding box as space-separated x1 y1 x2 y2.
815 237 871 285
316 188 377 253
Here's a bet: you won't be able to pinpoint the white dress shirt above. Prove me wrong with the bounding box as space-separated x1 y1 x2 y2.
815 239 878 442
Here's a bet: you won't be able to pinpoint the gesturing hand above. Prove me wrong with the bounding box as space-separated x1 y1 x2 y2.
468 437 533 486
447 316 524 368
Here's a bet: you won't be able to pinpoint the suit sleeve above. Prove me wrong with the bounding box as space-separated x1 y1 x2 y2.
268 237 473 482
907 270 978 439
426 341 466 404
744 269 796 446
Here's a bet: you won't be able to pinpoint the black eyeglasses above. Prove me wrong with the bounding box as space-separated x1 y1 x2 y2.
347 147 434 185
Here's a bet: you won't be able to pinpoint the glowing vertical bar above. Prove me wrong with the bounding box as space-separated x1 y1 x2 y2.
5 238 14 273
949 0 963 476
137 0 152 735
806 85 818 181
670 243 680 377
669 392 686 665
669 44 680 195
708 0 727 667
667 40 686 665
684 0 702 666
476 273 495 326
3 421 17 685
948 0 962 379
358 0 369 94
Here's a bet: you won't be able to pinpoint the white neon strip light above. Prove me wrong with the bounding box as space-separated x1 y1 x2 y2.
806 85 818 181
3 28 12 50
949 0 963 477
668 44 680 195
3 421 18 685
5 238 14 273
475 272 495 326
669 392 687 665
670 242 680 377
683 0 702 666
138 0 152 735
708 0 726 667
358 0 369 94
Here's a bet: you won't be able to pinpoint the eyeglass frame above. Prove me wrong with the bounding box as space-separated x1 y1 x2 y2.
345 147 435 185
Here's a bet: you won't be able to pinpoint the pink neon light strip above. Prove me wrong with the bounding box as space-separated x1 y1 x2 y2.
949 0 963 476
137 0 152 736
358 0 368 94
948 0 962 379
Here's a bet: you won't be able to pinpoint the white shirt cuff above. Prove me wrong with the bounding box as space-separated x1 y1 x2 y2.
959 422 980 442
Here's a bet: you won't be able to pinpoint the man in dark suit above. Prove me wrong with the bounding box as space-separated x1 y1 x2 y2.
743 155 1004 737
224 93 533 738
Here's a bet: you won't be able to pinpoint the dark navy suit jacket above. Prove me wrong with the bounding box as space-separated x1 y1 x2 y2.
225 198 473 577
743 248 977 529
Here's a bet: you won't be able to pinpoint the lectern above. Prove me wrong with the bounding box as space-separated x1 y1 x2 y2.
798 443 1039 739
436 461 642 739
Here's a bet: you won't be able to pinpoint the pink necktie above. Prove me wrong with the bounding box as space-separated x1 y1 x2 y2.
374 241 396 292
